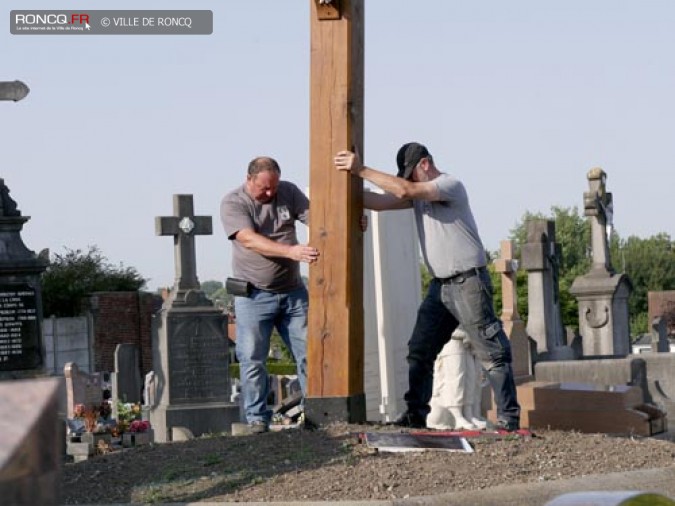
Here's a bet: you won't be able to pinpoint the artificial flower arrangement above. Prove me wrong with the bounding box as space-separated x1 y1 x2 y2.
114 401 150 434
128 419 151 433
69 401 114 434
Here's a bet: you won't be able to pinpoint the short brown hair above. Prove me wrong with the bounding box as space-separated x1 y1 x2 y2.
248 157 281 177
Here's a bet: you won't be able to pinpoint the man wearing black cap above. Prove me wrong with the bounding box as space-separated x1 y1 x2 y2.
334 144 520 431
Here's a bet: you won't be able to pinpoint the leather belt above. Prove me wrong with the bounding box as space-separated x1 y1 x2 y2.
438 266 485 284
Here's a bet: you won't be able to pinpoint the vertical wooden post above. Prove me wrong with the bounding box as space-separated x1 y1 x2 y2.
305 0 366 424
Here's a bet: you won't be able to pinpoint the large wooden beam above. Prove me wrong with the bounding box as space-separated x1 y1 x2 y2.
305 0 365 424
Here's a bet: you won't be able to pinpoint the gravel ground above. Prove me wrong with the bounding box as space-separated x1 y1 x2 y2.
61 423 675 504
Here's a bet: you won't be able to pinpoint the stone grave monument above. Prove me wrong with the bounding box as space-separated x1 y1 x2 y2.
64 362 103 418
521 219 574 361
493 240 533 379
0 178 48 380
111 343 142 404
570 168 631 357
149 194 238 442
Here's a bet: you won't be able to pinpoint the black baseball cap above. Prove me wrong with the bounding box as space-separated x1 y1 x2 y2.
396 142 430 180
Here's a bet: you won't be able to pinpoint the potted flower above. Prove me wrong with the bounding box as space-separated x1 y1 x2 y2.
122 419 153 447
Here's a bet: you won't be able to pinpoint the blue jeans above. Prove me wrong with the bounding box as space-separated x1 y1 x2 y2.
234 285 308 424
405 270 520 425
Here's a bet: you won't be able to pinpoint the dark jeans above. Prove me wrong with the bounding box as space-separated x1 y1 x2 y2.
405 270 520 425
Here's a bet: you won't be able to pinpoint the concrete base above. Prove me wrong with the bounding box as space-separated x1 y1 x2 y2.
149 402 240 442
305 393 367 425
535 355 675 429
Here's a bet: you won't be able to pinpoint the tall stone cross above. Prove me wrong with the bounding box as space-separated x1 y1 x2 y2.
0 80 29 102
583 167 613 274
306 0 366 424
155 194 212 306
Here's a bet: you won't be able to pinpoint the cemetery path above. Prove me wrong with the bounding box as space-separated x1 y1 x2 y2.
61 424 675 504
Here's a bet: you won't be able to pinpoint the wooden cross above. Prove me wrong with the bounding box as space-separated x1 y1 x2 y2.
155 195 212 304
0 81 30 102
306 0 366 424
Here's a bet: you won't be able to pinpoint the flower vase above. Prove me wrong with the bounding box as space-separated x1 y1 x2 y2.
122 429 153 447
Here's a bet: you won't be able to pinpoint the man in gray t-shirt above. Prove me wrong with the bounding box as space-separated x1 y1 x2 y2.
334 143 520 432
221 156 318 433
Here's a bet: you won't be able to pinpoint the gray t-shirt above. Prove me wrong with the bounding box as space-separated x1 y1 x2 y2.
413 173 486 279
221 180 309 292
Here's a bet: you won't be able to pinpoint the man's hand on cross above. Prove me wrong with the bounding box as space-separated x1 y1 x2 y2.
289 244 319 264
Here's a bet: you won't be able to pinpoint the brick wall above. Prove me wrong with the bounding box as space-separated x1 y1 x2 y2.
83 292 162 375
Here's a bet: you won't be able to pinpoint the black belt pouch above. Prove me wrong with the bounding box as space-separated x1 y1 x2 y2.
225 277 253 297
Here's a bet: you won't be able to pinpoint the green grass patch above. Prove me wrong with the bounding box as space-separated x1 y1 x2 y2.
229 361 297 377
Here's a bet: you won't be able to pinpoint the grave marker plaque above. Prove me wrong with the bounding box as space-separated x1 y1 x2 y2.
0 284 40 371
166 316 229 403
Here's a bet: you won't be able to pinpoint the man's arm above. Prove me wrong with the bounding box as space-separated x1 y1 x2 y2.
334 151 439 207
234 228 319 264
363 190 411 211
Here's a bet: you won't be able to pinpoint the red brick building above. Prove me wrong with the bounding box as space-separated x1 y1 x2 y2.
83 291 162 375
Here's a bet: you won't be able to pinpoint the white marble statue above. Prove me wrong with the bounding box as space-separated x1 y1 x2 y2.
427 327 487 430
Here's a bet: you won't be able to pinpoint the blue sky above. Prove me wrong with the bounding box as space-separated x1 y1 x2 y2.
2 1 674 290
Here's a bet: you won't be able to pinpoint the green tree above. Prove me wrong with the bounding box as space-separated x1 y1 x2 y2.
611 233 675 333
41 246 146 317
213 287 233 311
200 280 223 298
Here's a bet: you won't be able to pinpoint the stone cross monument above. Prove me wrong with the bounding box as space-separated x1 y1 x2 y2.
149 195 238 441
570 168 632 356
155 195 212 307
493 240 532 378
584 168 614 275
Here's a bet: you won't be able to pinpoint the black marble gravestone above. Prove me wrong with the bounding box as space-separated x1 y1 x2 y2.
0 179 48 379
